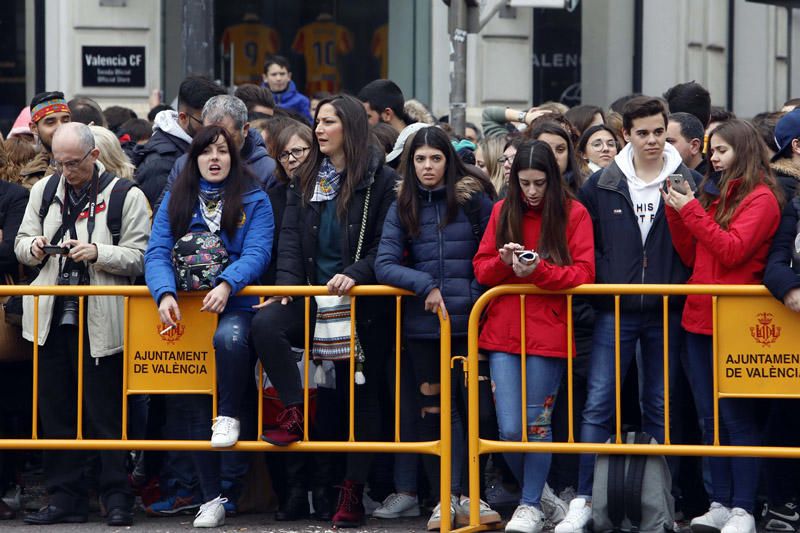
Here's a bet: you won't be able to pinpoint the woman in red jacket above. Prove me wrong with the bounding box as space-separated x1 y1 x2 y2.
663 119 782 533
473 140 594 533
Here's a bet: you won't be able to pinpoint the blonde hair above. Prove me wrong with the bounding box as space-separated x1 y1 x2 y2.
478 135 507 194
90 125 135 180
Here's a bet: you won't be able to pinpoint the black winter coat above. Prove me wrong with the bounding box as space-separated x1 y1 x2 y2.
578 161 700 313
375 176 492 339
764 158 800 301
0 180 28 277
276 148 398 328
131 129 188 208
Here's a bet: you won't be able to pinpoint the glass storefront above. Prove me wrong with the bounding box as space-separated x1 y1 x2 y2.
0 0 27 135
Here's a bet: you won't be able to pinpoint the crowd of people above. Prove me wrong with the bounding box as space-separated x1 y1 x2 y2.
0 53 798 533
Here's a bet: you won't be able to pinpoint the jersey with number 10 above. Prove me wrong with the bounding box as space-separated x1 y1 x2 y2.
292 20 353 95
221 23 280 85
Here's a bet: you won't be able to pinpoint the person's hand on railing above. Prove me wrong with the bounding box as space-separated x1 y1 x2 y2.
158 294 181 327
252 295 293 308
784 288 800 312
424 287 448 319
499 242 524 266
201 281 231 314
327 273 356 296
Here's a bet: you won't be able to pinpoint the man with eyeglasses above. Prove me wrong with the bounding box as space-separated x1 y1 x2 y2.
132 76 226 207
14 122 151 527
19 91 72 189
154 95 278 214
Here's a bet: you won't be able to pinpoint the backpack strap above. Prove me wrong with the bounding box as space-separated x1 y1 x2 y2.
106 177 137 245
623 432 652 532
607 450 627 531
38 173 62 227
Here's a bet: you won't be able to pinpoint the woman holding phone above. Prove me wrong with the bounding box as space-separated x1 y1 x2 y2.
663 119 782 533
473 140 594 533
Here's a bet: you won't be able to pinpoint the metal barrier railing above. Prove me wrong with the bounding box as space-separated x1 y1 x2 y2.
459 284 800 533
1 284 457 532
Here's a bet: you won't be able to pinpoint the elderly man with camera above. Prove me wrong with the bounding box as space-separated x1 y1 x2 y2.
14 122 151 526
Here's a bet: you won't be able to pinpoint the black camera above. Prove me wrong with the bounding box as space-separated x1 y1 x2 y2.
57 261 86 327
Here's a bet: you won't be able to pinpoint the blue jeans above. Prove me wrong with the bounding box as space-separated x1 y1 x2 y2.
577 311 678 496
684 333 760 512
490 351 564 507
171 311 256 502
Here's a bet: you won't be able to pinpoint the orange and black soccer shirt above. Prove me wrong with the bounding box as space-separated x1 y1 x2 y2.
221 22 280 85
292 20 353 95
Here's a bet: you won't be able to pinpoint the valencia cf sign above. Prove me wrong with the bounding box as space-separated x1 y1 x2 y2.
82 46 146 88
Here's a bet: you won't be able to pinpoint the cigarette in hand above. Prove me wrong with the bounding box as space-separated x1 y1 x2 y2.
160 325 175 335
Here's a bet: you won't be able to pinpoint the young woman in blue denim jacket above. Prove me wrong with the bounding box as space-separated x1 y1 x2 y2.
144 125 274 527
375 126 499 530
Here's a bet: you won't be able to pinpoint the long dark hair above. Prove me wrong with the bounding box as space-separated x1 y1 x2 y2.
700 119 782 228
529 121 583 190
397 127 463 237
169 125 253 239
496 140 573 266
297 94 370 220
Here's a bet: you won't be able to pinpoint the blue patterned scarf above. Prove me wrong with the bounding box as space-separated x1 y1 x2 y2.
310 157 342 202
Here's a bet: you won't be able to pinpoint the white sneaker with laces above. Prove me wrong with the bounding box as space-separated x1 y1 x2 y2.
506 504 544 533
193 495 227 528
691 502 733 533
373 493 420 519
721 508 756 533
541 482 569 524
210 416 240 448
427 495 458 531
456 497 501 526
554 497 592 533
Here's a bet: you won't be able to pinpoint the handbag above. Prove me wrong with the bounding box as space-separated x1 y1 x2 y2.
172 231 229 291
311 184 371 384
0 273 31 361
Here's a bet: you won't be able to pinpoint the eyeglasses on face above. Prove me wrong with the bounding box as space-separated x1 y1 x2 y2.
278 146 310 162
589 139 618 150
497 155 515 164
54 148 93 173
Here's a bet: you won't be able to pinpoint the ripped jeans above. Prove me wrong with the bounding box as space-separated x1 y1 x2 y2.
489 351 565 507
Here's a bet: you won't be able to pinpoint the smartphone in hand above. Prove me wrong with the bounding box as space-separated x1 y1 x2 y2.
41 245 69 255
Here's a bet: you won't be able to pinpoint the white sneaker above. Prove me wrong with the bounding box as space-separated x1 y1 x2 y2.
554 498 592 533
721 508 756 533
456 497 501 526
193 495 227 528
691 502 733 533
506 504 544 533
427 495 458 531
541 482 569 524
373 493 420 519
210 416 240 448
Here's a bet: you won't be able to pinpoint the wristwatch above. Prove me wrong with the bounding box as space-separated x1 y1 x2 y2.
517 110 527 124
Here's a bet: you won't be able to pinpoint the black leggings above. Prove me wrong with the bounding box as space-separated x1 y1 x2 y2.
251 297 388 483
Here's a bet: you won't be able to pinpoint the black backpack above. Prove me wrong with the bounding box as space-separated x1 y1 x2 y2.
38 172 138 246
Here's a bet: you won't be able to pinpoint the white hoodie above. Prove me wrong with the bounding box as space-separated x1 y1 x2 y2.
152 110 193 145
614 142 683 244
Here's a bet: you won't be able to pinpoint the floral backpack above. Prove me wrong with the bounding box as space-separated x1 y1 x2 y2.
172 231 229 291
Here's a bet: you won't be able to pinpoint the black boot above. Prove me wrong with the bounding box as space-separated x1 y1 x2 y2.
275 486 309 521
312 485 334 521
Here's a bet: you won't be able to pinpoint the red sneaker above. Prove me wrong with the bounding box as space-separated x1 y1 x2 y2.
260 405 303 446
332 480 365 528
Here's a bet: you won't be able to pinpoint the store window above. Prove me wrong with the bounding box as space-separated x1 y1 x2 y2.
215 1 389 98
532 4 581 106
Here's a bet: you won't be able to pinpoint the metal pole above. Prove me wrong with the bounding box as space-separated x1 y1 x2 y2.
449 0 467 137
183 0 215 78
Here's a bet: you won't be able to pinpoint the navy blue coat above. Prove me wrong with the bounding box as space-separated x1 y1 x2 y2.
764 198 800 301
577 161 701 313
131 129 189 208
154 128 278 213
375 176 493 339
145 187 274 313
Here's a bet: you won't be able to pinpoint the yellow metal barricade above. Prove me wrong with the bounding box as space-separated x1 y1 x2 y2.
459 284 800 533
2 284 457 532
